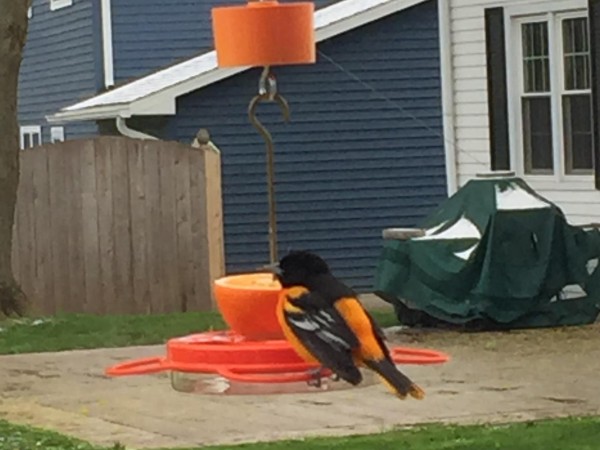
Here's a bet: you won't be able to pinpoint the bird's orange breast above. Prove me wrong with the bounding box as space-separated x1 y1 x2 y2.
275 287 319 363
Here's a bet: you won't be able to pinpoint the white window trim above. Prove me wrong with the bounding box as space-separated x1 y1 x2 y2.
505 0 587 19
50 0 73 11
555 11 593 178
20 126 42 150
50 126 65 143
505 5 595 184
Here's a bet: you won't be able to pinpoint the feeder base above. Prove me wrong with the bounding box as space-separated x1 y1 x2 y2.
170 370 378 395
105 330 450 396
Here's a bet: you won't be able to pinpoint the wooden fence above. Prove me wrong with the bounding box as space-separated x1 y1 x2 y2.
11 136 224 315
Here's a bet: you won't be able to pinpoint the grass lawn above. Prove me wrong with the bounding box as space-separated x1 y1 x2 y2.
0 311 225 355
0 309 397 355
1 416 599 450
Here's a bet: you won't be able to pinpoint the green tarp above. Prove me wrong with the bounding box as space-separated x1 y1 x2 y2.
374 177 600 330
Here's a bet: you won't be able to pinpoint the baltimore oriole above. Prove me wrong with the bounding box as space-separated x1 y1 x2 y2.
266 250 424 400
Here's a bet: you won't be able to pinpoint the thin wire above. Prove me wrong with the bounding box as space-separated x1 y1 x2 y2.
317 49 489 167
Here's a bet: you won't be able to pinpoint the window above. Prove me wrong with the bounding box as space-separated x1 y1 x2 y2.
520 21 553 173
562 17 593 173
20 126 42 150
50 0 73 11
514 12 594 176
50 126 65 143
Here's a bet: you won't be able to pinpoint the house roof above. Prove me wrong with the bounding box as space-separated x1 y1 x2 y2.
47 0 427 123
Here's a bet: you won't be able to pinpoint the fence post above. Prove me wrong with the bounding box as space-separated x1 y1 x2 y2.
192 130 225 309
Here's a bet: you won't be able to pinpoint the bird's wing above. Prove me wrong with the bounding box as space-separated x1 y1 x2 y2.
282 290 362 384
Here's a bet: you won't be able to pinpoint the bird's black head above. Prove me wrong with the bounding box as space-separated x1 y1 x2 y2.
272 250 330 288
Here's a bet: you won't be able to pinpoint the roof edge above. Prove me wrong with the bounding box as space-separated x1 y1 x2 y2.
48 0 428 123
46 104 131 123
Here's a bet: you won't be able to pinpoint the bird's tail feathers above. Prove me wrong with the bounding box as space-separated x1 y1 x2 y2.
365 358 425 400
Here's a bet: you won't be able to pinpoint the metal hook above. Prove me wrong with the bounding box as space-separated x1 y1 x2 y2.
248 66 290 264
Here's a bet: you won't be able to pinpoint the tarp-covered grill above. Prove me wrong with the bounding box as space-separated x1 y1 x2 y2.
375 176 600 330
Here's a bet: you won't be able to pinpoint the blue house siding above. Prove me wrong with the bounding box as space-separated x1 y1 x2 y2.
110 0 332 84
111 0 207 83
169 0 447 290
18 0 101 142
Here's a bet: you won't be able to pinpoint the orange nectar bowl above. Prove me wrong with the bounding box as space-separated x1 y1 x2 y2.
213 272 284 340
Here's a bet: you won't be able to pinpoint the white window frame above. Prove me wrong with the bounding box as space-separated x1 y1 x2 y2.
50 0 73 11
556 11 594 176
50 126 65 143
505 2 594 184
515 16 555 176
20 126 42 150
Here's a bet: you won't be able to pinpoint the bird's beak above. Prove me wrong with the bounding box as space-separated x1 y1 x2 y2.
259 262 282 281
260 261 282 275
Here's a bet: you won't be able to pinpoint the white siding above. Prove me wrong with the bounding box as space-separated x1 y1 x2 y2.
448 0 600 225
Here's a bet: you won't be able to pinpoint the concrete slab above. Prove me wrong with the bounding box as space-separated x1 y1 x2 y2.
1 325 599 449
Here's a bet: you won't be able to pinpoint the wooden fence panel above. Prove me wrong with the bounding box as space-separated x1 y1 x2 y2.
47 143 69 311
187 147 210 311
174 146 193 312
127 141 149 314
66 142 86 311
111 138 134 314
99 139 118 314
80 140 101 314
11 136 221 315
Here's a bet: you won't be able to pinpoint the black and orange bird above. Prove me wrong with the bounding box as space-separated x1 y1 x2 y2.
266 250 424 400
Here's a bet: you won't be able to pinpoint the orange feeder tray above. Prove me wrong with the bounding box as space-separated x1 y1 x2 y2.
212 0 315 67
106 331 450 385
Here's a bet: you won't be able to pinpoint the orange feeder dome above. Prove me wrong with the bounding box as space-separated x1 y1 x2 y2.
211 1 316 67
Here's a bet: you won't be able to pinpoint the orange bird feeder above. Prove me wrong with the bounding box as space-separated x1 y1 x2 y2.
212 1 315 67
102 3 452 397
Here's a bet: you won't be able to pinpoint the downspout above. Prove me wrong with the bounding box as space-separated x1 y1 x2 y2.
438 0 458 196
116 116 158 140
100 0 115 88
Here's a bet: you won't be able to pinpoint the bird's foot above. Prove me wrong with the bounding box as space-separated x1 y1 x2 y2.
306 367 327 388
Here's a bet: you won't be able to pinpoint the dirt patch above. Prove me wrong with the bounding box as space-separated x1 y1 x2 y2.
395 322 600 350
1 324 599 449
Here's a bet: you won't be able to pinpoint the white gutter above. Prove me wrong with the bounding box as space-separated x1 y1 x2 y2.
101 0 114 88
437 0 458 195
115 117 158 140
46 104 130 123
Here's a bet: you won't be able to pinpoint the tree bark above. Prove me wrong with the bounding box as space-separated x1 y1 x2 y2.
0 0 30 316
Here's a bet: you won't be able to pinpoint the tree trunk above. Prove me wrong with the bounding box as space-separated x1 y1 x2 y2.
0 0 30 316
